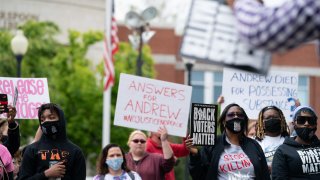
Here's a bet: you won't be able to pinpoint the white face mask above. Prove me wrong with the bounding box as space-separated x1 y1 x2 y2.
105 157 123 171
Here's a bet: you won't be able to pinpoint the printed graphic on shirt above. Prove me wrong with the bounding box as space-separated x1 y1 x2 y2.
38 149 70 165
264 149 276 164
297 147 320 174
218 149 255 179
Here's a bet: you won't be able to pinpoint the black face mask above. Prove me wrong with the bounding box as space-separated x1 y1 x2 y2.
225 118 245 134
295 127 317 142
264 118 281 133
41 121 60 137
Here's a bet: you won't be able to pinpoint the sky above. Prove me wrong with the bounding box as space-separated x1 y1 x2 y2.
114 0 291 34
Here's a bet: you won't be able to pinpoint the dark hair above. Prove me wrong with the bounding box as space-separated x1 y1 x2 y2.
96 144 130 175
256 106 289 140
218 103 248 136
38 103 60 120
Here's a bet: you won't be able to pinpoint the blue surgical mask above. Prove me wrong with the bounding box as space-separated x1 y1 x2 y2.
105 157 123 171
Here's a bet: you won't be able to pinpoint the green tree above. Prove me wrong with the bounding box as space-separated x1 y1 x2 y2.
0 20 157 174
110 42 156 152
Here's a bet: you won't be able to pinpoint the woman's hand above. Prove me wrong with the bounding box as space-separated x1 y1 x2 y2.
185 135 198 155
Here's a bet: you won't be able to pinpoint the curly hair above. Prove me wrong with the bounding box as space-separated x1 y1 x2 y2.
256 106 289 141
218 103 249 136
96 144 130 175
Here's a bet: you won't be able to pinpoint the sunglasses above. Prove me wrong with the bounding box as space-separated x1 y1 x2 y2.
132 139 146 144
296 116 317 126
226 112 245 119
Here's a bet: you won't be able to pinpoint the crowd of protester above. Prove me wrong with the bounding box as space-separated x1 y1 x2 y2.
1 98 319 179
1 0 320 179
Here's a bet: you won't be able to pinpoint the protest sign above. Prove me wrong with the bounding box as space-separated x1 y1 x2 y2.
190 103 217 146
114 73 192 137
180 0 271 74
0 77 50 119
222 68 298 120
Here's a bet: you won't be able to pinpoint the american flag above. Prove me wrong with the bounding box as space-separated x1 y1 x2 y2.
104 1 118 91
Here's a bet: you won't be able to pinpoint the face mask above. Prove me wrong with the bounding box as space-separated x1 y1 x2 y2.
106 157 123 171
295 127 317 141
264 118 281 133
225 118 244 134
41 121 60 137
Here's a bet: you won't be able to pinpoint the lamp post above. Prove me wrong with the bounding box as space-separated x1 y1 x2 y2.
183 59 195 86
125 7 157 76
11 30 29 77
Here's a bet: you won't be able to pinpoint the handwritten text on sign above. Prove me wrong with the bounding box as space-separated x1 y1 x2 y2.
222 68 298 120
0 77 50 119
114 74 192 137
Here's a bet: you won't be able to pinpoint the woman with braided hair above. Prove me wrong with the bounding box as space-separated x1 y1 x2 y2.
255 106 289 173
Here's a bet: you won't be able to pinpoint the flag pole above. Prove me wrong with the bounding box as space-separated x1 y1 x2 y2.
103 0 112 148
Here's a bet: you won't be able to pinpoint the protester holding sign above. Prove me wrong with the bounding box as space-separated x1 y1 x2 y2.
0 104 20 156
125 128 175 180
255 106 289 173
93 143 141 180
18 103 86 179
272 106 320 179
187 103 270 180
146 132 189 180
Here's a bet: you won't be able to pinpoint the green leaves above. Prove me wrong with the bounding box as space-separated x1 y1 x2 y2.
0 20 156 173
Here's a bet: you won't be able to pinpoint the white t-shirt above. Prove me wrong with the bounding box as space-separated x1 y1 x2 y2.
93 171 141 180
257 135 285 165
218 137 255 180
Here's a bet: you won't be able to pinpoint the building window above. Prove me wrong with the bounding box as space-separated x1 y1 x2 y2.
298 76 309 106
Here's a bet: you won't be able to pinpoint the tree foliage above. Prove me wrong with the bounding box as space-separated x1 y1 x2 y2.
0 20 156 174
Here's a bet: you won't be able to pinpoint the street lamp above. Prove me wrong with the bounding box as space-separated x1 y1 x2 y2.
11 30 29 77
125 7 157 76
183 58 196 86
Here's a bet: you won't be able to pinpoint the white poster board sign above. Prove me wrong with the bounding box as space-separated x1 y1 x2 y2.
222 68 298 120
180 0 271 74
0 77 50 119
114 74 192 137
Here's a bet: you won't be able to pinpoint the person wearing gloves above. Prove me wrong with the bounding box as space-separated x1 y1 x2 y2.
18 103 86 180
272 106 320 179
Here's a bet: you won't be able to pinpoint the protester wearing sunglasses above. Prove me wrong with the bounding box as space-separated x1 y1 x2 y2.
255 106 289 174
187 103 270 180
125 128 175 180
272 106 320 179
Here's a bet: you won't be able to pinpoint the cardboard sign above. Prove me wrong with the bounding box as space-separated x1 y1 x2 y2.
190 103 217 146
0 77 50 119
180 0 271 74
222 68 298 120
114 74 192 137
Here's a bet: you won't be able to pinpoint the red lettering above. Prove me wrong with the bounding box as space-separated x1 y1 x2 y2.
236 161 242 170
50 149 61 160
39 150 49 160
219 164 228 173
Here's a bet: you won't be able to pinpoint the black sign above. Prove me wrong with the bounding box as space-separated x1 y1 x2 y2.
190 103 217 146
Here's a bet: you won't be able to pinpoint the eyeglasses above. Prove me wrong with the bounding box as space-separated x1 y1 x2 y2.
226 112 245 119
296 116 317 126
132 139 146 144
